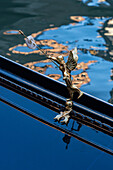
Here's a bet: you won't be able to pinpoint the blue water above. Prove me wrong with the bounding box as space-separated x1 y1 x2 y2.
82 0 110 7
32 17 113 102
8 17 113 103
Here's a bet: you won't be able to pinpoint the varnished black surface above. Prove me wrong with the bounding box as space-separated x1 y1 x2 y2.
0 55 113 115
0 85 113 170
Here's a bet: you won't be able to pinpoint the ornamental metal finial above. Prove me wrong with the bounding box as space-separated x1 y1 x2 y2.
19 30 83 124
48 48 83 124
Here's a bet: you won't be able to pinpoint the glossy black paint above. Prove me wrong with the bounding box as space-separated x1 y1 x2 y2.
0 55 113 113
0 89 113 170
0 55 113 134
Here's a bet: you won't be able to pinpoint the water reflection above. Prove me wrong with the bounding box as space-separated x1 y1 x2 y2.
1 84 113 156
110 68 113 80
62 121 82 149
101 18 113 59
5 16 113 103
9 39 68 57
71 121 82 132
62 134 71 149
81 0 110 7
70 16 85 22
3 30 19 35
109 88 113 103
24 59 97 88
109 68 113 103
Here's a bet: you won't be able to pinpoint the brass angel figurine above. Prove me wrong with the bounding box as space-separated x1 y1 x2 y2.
48 48 83 124
19 30 83 124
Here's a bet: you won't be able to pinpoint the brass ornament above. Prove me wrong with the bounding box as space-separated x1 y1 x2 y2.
19 30 83 124
48 48 83 124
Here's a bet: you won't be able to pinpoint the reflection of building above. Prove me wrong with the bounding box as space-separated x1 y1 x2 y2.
108 67 113 104
79 47 108 59
3 30 19 35
81 0 110 7
47 74 61 80
24 59 97 88
76 60 97 70
111 68 113 80
72 72 90 88
25 59 53 74
70 16 85 22
8 27 68 58
70 16 109 60
99 18 113 60
7 16 102 89
74 17 113 61
108 88 113 104
9 39 68 58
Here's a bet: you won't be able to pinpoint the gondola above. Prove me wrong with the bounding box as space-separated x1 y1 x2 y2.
0 55 113 132
0 53 113 155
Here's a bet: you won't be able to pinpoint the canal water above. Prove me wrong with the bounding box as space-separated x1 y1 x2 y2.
0 0 113 169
